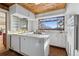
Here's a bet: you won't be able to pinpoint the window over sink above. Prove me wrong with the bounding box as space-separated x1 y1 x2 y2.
38 16 64 30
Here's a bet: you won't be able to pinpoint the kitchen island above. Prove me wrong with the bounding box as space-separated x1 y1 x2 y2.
8 32 49 56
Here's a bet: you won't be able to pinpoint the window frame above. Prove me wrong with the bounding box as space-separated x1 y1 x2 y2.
38 16 64 30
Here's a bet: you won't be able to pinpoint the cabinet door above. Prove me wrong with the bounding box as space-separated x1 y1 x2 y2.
11 35 20 52
21 36 44 56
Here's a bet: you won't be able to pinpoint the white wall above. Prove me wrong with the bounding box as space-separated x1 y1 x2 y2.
10 16 20 31
36 9 65 19
66 3 79 14
28 20 34 32
10 16 28 31
0 15 5 31
65 3 79 56
65 15 76 56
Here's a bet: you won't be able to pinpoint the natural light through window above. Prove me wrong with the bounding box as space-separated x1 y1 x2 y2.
39 16 64 30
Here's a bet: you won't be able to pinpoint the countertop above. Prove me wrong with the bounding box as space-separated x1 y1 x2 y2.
8 32 49 39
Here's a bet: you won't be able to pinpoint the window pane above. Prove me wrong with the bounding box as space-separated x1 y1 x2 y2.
39 16 64 30
40 21 57 29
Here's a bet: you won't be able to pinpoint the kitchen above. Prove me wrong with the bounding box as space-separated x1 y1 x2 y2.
0 3 79 56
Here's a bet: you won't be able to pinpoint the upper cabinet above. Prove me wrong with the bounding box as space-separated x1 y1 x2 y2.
66 3 79 14
9 4 35 19
9 4 29 18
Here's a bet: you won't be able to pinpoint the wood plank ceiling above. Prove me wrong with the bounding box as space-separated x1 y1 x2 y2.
20 3 66 14
0 3 66 14
0 3 14 10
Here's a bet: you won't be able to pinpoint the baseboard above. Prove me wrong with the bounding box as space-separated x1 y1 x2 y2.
9 49 23 56
10 49 29 56
50 45 65 49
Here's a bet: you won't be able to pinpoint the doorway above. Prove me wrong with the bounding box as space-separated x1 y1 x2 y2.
0 10 7 53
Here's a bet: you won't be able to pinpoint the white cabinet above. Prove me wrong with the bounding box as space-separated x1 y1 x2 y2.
10 34 49 56
49 31 65 48
10 4 35 19
9 4 29 18
20 36 44 56
11 35 20 52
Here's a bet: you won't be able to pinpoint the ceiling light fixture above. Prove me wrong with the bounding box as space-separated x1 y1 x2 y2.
34 3 40 5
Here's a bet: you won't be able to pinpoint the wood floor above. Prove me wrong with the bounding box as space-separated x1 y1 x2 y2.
0 50 23 56
0 35 6 53
49 46 67 56
0 46 67 56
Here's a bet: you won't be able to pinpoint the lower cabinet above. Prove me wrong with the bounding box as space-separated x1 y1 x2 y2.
10 35 49 56
20 36 44 56
11 35 20 52
49 32 65 48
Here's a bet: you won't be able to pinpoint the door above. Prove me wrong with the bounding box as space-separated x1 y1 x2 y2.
0 11 7 52
11 35 20 52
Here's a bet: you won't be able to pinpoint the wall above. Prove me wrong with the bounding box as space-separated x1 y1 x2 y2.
65 3 79 55
65 14 76 56
0 14 5 32
66 3 79 14
10 16 20 31
28 20 34 32
36 9 65 18
32 9 66 48
10 16 28 31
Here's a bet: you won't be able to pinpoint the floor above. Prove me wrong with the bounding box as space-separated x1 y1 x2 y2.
0 35 6 53
49 46 67 56
0 50 23 56
0 46 67 56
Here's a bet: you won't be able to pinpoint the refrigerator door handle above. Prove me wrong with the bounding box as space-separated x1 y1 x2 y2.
76 25 78 50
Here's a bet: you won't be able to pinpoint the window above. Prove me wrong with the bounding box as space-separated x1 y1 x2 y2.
38 16 64 30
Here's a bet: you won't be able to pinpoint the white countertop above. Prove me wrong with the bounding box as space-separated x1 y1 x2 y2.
23 34 49 38
8 32 49 39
